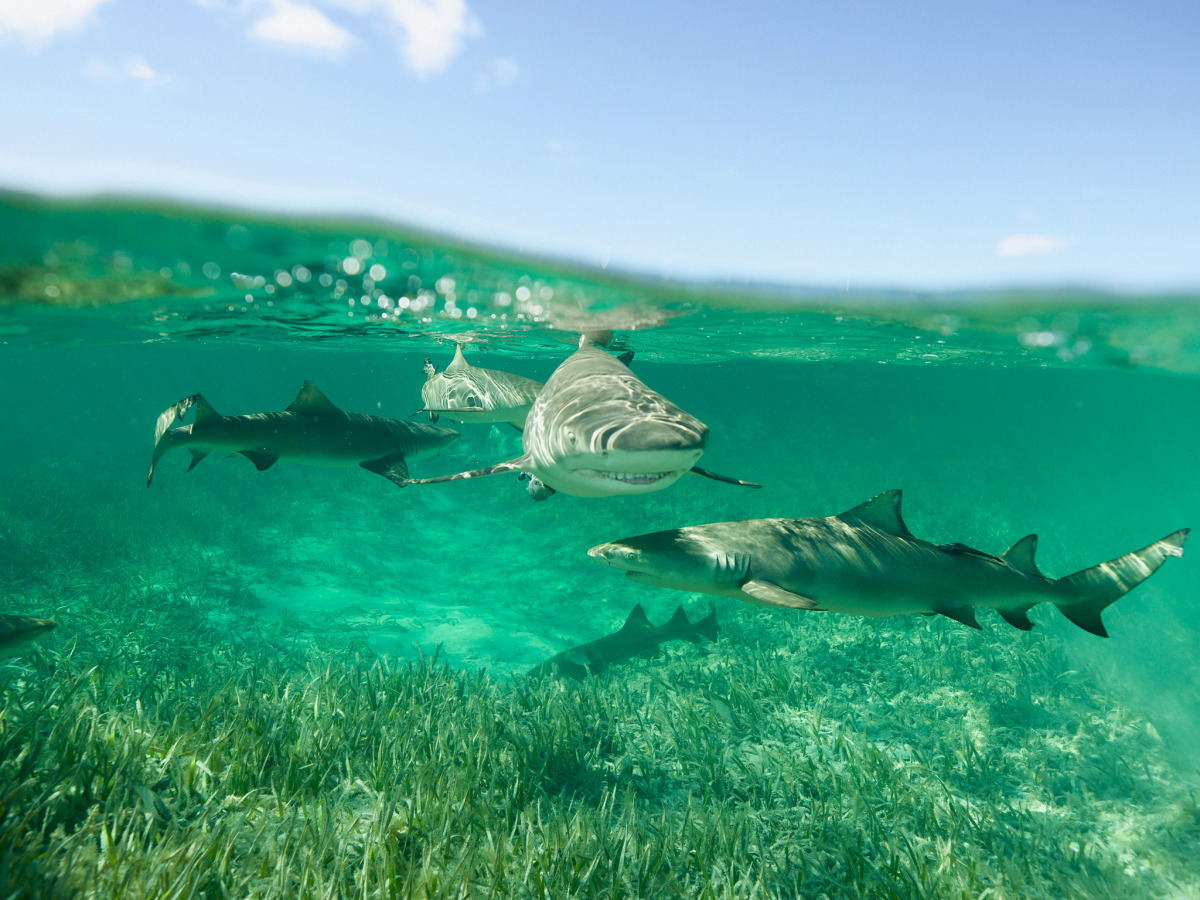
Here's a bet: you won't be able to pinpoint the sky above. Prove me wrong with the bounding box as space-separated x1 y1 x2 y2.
0 0 1197 290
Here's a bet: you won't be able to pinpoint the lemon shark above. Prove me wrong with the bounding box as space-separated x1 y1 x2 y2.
148 381 460 487
0 615 57 659
406 336 759 498
588 489 1188 637
420 344 545 430
527 603 718 679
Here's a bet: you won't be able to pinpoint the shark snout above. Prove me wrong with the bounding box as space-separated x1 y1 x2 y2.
604 417 707 455
588 543 641 569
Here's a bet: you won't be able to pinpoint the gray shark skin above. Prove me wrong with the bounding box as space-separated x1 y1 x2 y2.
527 603 718 679
406 336 760 498
0 615 57 660
588 489 1189 637
420 344 545 430
148 381 460 488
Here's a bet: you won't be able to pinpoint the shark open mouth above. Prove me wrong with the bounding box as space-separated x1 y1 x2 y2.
573 468 680 486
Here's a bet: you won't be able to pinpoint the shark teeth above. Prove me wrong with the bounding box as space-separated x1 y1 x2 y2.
574 469 678 485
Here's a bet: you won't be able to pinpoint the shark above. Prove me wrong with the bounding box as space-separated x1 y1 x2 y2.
527 603 718 679
420 344 545 430
587 489 1189 637
406 336 760 498
0 615 57 660
148 381 460 487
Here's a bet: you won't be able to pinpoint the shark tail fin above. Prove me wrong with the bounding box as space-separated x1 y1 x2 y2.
695 608 719 643
148 393 210 486
1055 529 1189 637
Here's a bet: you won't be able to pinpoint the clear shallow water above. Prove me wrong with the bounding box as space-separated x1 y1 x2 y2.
2 192 1200 898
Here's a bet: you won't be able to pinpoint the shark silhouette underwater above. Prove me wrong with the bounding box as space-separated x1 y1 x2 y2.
406 336 759 498
419 344 546 430
148 381 460 487
527 603 718 679
588 489 1189 637
0 615 57 660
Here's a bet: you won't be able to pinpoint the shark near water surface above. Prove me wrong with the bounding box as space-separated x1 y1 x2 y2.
407 336 759 498
419 344 545 430
588 489 1188 637
148 382 459 488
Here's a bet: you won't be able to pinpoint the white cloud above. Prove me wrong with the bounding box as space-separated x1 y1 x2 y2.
125 58 162 85
86 57 169 87
995 233 1070 258
475 56 519 91
0 0 111 45
328 0 482 77
250 0 354 55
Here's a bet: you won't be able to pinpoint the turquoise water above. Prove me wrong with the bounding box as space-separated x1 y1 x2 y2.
2 191 1199 898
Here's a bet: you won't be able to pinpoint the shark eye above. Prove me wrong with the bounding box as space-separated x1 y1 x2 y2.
567 431 577 444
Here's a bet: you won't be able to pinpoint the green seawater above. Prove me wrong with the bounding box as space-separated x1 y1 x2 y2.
1 191 1199 898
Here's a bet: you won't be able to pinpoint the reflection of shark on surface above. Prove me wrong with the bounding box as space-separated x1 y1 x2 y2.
420 344 545 430
148 381 460 488
527 604 718 679
0 615 57 659
589 489 1189 637
407 336 760 498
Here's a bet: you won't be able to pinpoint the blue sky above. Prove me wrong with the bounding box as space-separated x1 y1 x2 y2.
1 0 1197 289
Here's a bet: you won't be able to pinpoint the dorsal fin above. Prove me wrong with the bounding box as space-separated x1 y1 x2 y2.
193 394 221 426
1001 534 1041 576
286 381 341 415
620 604 652 632
666 605 690 630
836 489 911 537
446 345 470 373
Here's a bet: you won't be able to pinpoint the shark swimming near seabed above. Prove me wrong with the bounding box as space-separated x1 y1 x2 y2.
527 603 718 679
587 489 1189 637
0 615 57 660
405 336 760 498
419 344 546 430
148 381 460 487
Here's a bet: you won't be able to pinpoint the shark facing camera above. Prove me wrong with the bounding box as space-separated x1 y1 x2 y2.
406 336 760 499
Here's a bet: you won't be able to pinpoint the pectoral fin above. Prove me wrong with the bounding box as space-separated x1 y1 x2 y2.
741 580 820 610
360 454 410 487
238 450 279 472
690 466 762 489
406 458 527 486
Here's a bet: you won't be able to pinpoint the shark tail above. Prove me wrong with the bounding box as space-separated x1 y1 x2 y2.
1054 529 1189 637
147 394 219 486
694 608 719 643
666 605 719 644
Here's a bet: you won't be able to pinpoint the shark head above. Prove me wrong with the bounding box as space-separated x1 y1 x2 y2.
0 615 58 660
527 380 709 497
588 528 749 593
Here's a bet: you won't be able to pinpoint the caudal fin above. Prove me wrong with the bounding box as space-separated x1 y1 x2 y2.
147 394 222 486
1055 529 1189 637
694 608 719 643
